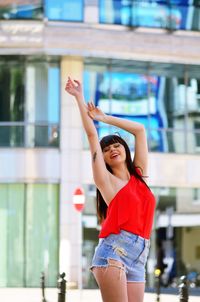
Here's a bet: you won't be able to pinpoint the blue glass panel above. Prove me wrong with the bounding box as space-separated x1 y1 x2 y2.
48 67 60 123
0 1 43 20
88 71 163 150
84 67 200 153
131 2 183 29
84 71 95 101
191 6 200 31
95 72 158 116
99 0 132 25
143 0 194 29
45 0 83 21
149 127 165 152
0 125 24 147
156 1 190 4
99 0 196 30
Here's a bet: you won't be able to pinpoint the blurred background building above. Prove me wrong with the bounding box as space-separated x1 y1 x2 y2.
0 0 200 289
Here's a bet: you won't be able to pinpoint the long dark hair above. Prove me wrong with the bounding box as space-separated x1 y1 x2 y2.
97 134 149 223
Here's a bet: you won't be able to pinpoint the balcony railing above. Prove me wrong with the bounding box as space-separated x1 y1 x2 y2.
0 122 59 148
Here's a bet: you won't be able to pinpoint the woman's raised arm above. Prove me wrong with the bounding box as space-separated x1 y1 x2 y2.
88 103 148 177
65 77 111 190
65 77 97 138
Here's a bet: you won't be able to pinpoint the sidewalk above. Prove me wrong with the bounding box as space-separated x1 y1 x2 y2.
0 288 199 302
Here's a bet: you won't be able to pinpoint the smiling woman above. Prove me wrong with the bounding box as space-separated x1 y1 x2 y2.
65 77 156 302
102 142 126 166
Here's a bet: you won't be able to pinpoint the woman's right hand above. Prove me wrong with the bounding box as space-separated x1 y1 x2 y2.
65 77 82 98
87 102 107 122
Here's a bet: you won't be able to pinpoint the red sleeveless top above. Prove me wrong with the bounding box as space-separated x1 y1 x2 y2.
99 172 156 239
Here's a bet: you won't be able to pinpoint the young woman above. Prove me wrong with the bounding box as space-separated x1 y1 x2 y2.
65 77 156 302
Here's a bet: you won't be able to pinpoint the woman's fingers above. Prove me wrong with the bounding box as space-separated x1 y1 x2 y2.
67 77 72 85
88 101 95 110
87 102 92 110
88 111 94 119
65 81 77 94
87 102 96 119
66 76 75 87
65 82 72 91
74 79 81 87
88 111 92 117
88 102 93 110
65 83 70 91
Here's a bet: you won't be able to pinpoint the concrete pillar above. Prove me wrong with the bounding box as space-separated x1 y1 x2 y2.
59 56 84 288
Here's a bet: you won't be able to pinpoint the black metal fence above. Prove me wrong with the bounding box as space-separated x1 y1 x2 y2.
41 272 66 302
40 272 191 302
154 271 189 302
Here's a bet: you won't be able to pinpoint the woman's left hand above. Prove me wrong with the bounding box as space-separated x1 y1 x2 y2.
87 102 106 122
65 77 82 98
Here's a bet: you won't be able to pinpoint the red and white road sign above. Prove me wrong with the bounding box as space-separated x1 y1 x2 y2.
73 187 85 212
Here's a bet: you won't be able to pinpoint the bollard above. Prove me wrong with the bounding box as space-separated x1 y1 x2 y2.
179 275 188 302
40 272 47 302
154 268 161 302
57 272 67 302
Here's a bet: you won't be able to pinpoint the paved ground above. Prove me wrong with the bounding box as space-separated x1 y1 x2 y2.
0 288 199 302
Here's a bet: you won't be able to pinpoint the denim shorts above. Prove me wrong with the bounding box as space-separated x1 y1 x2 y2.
90 230 150 282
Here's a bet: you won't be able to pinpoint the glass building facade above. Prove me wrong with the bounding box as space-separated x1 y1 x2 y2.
0 1 199 31
0 56 60 286
0 57 60 148
0 0 84 21
0 183 59 287
83 60 200 154
0 0 200 290
99 0 200 31
82 58 200 288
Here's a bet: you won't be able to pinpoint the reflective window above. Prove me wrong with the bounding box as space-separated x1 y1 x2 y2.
0 57 60 148
84 61 200 154
45 0 83 21
99 0 200 31
84 70 157 148
26 184 59 286
152 186 200 287
0 125 24 147
0 0 84 22
0 183 59 287
0 0 43 20
0 62 25 147
187 78 200 153
0 63 25 122
25 62 60 147
84 69 184 153
97 73 152 116
0 184 25 286
192 2 200 31
26 63 60 124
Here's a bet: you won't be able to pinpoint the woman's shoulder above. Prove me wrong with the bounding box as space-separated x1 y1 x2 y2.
100 173 131 206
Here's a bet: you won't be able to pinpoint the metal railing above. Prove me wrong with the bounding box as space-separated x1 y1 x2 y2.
154 271 189 302
0 122 59 148
41 272 66 302
40 271 190 302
